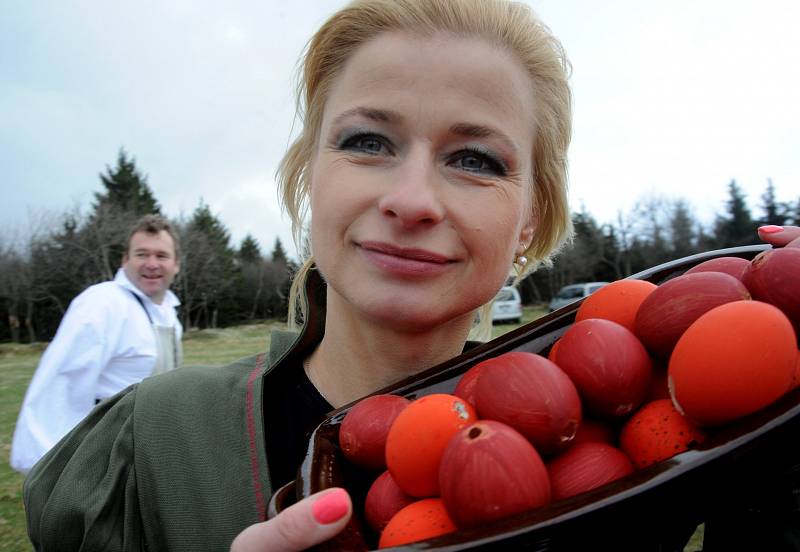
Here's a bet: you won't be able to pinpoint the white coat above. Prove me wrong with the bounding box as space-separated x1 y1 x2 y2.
10 269 182 473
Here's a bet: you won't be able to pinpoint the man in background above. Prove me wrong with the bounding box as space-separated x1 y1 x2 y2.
11 214 183 473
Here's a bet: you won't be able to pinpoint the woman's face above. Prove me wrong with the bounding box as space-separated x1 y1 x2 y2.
310 32 537 332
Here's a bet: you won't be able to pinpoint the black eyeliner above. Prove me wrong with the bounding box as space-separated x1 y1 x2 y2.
459 144 509 176
334 126 373 148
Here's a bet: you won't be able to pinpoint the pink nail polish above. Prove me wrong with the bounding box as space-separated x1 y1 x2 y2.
312 489 349 525
759 225 784 234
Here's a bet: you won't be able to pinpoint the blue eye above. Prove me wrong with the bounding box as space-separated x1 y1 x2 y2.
450 148 507 176
339 132 392 155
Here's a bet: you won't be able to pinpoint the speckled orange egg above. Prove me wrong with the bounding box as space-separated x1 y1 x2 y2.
668 301 797 426
378 498 456 548
576 279 658 332
385 394 477 497
619 399 706 469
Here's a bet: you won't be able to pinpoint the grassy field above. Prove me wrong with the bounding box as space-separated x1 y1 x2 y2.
0 306 702 551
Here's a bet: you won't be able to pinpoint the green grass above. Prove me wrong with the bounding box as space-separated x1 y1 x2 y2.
0 344 41 552
0 307 702 551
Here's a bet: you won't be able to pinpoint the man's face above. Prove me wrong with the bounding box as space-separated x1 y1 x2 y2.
122 230 180 304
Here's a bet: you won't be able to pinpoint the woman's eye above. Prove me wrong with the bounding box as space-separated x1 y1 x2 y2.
451 150 507 176
340 134 389 155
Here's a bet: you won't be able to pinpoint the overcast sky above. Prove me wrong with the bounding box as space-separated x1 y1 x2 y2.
2 0 799 258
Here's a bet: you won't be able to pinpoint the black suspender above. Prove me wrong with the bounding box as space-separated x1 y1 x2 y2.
129 291 153 323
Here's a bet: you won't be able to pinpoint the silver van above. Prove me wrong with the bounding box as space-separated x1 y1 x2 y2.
548 282 609 312
491 286 523 324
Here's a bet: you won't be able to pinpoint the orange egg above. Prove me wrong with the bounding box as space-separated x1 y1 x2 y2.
378 498 456 548
575 279 658 332
619 399 706 469
669 301 797 426
547 338 561 363
385 393 477 497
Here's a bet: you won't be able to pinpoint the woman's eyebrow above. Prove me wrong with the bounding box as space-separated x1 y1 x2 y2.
331 106 402 126
449 123 518 154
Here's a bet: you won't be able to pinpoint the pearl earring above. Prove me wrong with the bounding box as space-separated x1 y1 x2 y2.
516 255 528 266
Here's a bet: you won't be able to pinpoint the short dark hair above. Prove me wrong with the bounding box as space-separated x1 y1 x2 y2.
126 214 180 259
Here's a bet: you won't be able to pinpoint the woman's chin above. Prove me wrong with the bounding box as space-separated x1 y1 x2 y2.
361 301 475 335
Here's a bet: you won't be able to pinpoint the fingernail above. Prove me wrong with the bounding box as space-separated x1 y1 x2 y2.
759 225 784 234
311 488 349 525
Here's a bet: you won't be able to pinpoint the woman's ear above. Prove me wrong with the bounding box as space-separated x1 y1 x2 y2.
518 224 535 254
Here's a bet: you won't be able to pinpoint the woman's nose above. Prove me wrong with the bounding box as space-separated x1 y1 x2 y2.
377 151 445 227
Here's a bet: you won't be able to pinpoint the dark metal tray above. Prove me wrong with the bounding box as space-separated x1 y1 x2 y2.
269 245 800 550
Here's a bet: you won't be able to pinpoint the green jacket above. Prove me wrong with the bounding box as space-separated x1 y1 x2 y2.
23 334 302 551
24 273 329 551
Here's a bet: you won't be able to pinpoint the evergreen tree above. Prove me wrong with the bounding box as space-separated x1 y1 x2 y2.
270 238 289 265
713 179 758 248
188 202 232 251
669 199 696 259
176 201 238 328
544 209 605 295
266 237 297 321
758 178 787 226
235 235 264 320
84 149 163 277
93 148 161 216
237 234 262 264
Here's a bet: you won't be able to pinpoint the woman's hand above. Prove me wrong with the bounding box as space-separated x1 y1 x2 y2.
231 488 352 552
758 225 800 248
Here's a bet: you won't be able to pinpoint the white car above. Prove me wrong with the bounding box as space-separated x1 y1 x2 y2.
491 286 522 324
548 281 609 312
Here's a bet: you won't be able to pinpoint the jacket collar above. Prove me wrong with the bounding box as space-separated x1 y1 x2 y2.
266 267 327 375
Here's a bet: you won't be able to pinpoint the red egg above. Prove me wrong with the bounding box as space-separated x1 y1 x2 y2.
474 352 582 454
684 256 750 282
743 248 800 332
453 363 484 409
439 420 551 528
340 394 411 470
364 470 416 533
547 442 634 501
556 319 652 418
634 272 751 359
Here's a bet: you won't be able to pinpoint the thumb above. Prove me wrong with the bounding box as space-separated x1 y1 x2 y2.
230 487 352 552
758 225 800 248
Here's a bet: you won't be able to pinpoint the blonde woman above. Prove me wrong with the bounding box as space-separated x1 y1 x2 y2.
23 0 799 550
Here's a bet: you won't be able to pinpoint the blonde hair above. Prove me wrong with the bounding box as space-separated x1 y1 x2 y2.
278 0 574 338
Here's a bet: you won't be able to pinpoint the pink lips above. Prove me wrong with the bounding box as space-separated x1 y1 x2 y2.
358 241 452 277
